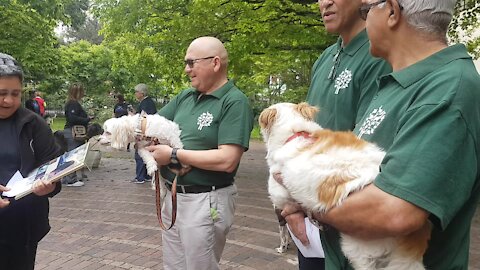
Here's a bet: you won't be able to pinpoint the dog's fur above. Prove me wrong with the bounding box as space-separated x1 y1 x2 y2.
99 113 185 191
259 102 431 270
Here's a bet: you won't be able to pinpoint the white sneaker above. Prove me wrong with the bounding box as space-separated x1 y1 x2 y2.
67 181 85 187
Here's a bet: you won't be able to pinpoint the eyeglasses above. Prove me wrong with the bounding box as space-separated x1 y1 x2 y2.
184 56 215 68
328 49 342 81
359 0 387 20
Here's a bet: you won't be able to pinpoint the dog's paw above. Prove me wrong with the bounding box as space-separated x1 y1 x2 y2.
150 179 156 191
275 244 289 253
146 163 158 176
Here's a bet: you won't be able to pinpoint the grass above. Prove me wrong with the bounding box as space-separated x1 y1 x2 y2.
50 117 66 132
250 125 262 140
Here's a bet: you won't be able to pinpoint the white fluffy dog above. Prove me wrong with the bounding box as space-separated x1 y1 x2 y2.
259 102 431 270
99 113 184 190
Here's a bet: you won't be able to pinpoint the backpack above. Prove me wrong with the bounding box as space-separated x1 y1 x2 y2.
34 97 45 116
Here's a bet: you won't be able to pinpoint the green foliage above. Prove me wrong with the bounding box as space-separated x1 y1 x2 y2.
50 117 66 132
2 0 478 117
449 0 479 58
90 0 336 113
0 1 60 81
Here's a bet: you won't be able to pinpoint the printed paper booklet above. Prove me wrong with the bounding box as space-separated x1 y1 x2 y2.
2 142 90 200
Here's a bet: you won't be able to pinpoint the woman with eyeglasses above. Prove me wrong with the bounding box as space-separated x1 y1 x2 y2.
0 53 62 269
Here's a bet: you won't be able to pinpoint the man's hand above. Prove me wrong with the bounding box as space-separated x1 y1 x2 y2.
145 144 173 166
0 185 10 208
32 179 55 196
281 201 309 245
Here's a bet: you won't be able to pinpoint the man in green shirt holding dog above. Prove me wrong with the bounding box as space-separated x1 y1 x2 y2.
283 0 480 269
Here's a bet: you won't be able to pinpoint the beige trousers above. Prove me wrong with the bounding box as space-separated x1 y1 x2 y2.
161 184 237 270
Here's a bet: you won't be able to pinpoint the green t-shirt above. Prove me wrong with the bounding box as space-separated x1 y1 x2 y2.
306 29 391 131
158 80 254 186
306 29 391 269
345 44 480 269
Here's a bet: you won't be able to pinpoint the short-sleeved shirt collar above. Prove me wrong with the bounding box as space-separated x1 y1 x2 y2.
332 29 369 57
380 44 472 89
192 80 235 100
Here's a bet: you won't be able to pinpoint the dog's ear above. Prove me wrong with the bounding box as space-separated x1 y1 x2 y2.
295 102 319 121
258 107 277 132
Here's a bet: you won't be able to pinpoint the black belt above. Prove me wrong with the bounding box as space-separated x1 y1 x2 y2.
165 182 232 194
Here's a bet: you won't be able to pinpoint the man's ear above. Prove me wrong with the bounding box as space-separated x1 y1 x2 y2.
213 56 222 72
387 0 402 27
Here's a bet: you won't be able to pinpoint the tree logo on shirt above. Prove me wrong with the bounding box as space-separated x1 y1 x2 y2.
358 106 386 138
197 111 214 130
334 69 352 94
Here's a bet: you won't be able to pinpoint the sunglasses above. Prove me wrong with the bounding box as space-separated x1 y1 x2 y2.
184 56 215 68
359 0 387 20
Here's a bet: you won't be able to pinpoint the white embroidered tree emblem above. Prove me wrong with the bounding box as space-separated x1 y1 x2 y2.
358 106 386 138
334 69 352 94
197 112 213 130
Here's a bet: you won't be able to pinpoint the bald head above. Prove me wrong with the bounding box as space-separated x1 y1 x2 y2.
187 37 228 67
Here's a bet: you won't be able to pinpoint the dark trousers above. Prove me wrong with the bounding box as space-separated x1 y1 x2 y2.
0 243 38 270
298 250 325 270
135 150 149 181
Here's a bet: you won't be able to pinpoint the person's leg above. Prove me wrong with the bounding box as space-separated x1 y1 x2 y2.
62 128 81 184
162 188 186 270
211 184 237 261
0 243 38 270
134 150 147 183
178 191 218 270
161 185 236 270
298 250 325 270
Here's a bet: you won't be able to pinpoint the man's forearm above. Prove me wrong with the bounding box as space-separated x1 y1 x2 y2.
313 184 429 239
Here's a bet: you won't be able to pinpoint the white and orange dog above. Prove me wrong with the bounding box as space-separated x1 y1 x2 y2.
99 113 185 190
259 102 430 270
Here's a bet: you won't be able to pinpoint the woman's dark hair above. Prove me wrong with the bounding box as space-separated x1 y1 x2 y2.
0 53 23 82
117 94 125 103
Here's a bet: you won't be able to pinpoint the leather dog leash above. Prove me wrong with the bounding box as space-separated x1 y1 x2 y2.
155 171 177 230
136 112 178 230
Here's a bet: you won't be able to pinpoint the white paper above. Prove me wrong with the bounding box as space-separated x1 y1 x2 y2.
287 217 325 258
2 171 33 198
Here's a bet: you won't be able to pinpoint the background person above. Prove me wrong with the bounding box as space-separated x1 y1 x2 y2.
24 90 40 115
131 83 156 184
113 93 129 118
34 90 46 118
283 0 480 269
62 82 93 187
113 93 131 151
146 36 254 270
0 52 62 269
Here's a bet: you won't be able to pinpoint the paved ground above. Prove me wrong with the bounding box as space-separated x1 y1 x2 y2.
35 140 480 270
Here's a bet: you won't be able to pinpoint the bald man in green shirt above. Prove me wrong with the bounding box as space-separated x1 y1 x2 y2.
283 0 480 269
147 36 253 270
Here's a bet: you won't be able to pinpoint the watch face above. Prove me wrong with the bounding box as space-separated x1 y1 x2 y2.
170 158 179 164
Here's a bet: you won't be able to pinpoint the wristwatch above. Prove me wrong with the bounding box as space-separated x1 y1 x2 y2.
307 210 327 231
170 148 180 164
